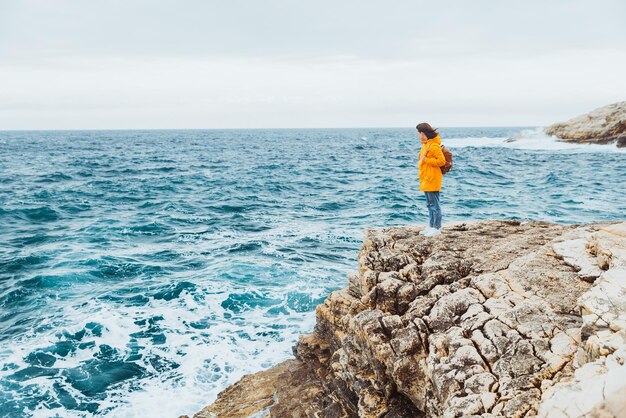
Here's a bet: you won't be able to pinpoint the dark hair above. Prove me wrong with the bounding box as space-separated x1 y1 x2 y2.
416 122 438 139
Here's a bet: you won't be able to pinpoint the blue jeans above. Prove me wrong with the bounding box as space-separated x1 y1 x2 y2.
425 192 442 229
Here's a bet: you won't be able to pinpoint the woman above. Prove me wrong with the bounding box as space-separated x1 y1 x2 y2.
416 122 446 237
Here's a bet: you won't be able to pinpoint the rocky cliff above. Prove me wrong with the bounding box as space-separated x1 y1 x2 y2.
190 220 626 418
545 101 626 147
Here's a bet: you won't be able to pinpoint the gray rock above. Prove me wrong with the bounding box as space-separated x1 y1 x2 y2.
545 101 626 147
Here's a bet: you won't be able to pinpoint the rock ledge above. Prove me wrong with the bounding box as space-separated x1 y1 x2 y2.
191 220 626 418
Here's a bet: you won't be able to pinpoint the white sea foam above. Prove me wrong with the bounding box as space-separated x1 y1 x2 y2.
446 128 625 153
0 268 324 417
101 285 319 418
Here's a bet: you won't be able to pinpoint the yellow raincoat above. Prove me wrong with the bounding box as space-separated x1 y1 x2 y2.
418 134 446 192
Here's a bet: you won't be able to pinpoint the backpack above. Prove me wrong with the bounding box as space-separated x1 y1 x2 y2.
440 145 453 174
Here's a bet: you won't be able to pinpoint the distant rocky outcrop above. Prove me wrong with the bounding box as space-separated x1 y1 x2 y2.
545 101 626 147
189 220 626 418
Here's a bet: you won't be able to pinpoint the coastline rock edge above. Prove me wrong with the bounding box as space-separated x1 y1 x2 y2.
545 101 626 147
189 220 626 418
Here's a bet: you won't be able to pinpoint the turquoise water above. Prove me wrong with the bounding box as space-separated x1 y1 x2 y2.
0 128 624 417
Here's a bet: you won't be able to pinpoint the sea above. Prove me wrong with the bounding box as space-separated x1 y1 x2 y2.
1 127 624 417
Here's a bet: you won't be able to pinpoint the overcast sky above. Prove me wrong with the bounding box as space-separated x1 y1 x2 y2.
0 0 625 129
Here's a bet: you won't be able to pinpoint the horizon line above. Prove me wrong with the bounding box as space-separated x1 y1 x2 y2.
0 125 541 133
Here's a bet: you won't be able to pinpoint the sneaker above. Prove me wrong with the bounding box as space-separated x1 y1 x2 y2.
419 227 435 236
423 228 441 237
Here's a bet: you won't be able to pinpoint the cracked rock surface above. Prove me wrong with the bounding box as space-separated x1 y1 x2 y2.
190 220 626 418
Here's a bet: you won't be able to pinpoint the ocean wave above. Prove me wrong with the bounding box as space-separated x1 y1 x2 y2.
8 206 60 222
446 127 626 152
34 172 73 183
